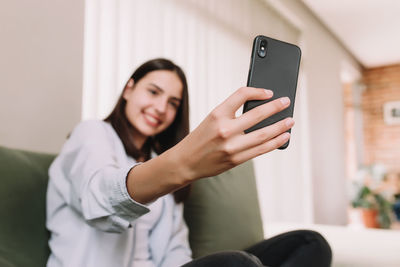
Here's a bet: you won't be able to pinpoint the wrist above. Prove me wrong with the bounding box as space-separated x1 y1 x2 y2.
162 145 196 185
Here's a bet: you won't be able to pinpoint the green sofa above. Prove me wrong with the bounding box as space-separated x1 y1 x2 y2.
0 146 264 266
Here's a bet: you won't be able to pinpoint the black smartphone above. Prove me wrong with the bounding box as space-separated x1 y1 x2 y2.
243 35 301 149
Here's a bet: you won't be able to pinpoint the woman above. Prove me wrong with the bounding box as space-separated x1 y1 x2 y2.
46 58 331 267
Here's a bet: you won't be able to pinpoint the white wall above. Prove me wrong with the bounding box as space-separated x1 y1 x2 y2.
279 0 362 225
0 0 84 154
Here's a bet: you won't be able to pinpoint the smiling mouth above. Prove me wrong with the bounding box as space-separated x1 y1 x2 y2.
143 113 161 127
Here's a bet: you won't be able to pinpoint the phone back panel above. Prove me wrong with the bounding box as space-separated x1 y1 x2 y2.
243 35 301 149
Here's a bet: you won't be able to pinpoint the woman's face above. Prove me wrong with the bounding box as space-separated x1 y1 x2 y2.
123 70 183 146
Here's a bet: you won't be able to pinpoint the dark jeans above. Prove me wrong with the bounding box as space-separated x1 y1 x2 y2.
181 230 332 267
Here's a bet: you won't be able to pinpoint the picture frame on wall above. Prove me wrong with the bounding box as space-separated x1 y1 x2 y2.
383 101 400 125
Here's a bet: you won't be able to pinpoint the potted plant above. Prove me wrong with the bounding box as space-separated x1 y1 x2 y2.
350 164 394 229
351 184 392 228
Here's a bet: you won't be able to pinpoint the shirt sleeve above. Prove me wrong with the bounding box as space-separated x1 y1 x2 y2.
48 121 149 233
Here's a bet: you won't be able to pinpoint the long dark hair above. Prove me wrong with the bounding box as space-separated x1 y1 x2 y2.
105 58 190 203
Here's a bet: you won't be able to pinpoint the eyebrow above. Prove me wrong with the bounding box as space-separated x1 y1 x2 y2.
149 83 182 102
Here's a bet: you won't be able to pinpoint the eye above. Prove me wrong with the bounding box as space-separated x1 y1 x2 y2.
169 101 180 109
148 88 158 95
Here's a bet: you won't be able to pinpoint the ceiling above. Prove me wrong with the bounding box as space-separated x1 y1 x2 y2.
302 0 400 68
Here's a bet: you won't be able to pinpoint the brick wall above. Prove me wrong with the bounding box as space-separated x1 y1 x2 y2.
362 64 400 172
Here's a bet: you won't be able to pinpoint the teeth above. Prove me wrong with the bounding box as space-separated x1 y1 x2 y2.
145 114 159 124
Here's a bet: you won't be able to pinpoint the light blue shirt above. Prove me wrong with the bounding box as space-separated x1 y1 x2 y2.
46 120 192 267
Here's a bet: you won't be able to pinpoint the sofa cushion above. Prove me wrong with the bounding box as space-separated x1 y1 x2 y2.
0 146 56 267
184 160 264 258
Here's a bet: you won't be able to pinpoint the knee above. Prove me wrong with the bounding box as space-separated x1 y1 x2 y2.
304 230 331 247
194 251 262 267
298 230 332 264
220 251 262 266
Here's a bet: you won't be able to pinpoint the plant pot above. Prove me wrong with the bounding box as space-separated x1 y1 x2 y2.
361 208 380 228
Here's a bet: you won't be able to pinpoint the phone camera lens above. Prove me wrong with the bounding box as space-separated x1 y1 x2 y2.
258 39 267 58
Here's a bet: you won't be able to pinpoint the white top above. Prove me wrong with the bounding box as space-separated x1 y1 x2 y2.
46 120 192 267
132 198 163 267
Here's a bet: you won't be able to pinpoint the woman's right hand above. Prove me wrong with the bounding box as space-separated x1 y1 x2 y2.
171 86 294 181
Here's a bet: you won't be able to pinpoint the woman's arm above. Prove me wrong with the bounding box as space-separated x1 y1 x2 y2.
47 121 151 232
127 87 294 203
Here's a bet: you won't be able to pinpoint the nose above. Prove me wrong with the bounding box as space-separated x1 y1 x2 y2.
155 97 168 115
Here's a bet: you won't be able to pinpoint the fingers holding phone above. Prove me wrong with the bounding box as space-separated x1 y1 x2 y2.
214 86 273 117
236 96 290 132
233 114 295 154
171 86 295 180
222 97 295 164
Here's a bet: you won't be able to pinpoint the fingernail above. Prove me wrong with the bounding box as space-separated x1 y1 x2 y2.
280 97 290 106
285 118 295 127
265 90 273 97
